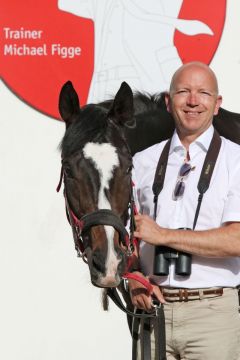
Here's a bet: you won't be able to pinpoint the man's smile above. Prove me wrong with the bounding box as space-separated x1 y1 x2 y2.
183 110 203 118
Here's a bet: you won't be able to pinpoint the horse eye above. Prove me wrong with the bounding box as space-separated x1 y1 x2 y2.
64 167 73 178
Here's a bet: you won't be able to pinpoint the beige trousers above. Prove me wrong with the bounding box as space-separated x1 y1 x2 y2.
136 288 240 360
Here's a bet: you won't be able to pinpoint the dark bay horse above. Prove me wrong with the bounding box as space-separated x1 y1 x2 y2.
58 80 240 289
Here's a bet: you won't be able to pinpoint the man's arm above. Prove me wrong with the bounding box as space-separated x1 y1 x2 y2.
134 215 240 257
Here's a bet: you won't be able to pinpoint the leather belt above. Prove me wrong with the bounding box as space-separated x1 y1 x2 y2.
161 287 224 302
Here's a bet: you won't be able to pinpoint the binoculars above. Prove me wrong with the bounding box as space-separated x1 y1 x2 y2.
153 228 192 276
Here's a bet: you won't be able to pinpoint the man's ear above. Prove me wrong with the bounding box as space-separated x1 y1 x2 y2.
214 95 223 116
165 92 171 113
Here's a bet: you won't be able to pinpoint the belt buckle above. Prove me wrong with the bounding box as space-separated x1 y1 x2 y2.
179 289 188 302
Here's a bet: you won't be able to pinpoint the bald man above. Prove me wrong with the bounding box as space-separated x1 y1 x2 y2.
129 62 240 359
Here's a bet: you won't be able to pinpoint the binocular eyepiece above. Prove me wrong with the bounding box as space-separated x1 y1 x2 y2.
153 228 192 276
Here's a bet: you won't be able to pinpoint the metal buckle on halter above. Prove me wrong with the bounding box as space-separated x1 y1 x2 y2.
75 225 81 238
73 225 88 262
81 251 88 264
126 242 134 256
75 245 82 258
75 243 88 263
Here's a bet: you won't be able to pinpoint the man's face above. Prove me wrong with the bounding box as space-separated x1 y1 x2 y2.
165 65 222 138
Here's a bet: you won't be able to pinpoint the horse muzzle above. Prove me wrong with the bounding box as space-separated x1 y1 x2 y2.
86 240 128 288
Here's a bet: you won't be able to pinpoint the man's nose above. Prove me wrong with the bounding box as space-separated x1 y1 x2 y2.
186 93 199 106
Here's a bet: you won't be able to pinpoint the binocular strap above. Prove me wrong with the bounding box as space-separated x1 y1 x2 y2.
152 129 222 228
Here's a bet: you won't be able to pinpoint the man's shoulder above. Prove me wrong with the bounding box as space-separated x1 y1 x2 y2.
221 136 240 154
220 136 240 171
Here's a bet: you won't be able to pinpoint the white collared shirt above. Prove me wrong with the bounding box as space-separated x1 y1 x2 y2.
133 125 240 288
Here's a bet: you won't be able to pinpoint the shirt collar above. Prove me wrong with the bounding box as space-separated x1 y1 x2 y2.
169 125 214 156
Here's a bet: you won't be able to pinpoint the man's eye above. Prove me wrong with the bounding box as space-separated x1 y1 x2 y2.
177 90 187 94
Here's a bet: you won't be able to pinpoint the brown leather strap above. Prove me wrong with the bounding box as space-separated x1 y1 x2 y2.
152 139 171 221
193 129 222 229
162 287 224 301
197 130 222 194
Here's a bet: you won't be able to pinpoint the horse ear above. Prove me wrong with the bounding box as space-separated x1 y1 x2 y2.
109 82 135 127
59 81 80 127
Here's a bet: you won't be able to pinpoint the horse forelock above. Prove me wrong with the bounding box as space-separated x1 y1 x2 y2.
60 105 109 157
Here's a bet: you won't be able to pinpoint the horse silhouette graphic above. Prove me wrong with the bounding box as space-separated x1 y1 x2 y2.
58 0 213 103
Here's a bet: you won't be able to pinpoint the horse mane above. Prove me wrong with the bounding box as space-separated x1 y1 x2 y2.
98 91 175 155
100 90 167 113
124 91 175 155
61 91 170 156
133 91 167 113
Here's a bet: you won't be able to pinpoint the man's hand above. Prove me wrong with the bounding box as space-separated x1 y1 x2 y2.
134 214 166 245
128 271 166 312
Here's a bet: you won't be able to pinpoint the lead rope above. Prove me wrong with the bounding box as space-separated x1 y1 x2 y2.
135 139 172 360
129 168 168 360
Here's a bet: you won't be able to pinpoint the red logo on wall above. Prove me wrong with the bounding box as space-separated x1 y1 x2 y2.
1 1 226 120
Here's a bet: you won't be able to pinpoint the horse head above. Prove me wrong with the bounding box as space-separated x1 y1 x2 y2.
58 81 135 288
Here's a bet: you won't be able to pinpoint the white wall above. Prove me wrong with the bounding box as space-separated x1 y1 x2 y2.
0 2 240 359
210 2 240 111
0 82 131 360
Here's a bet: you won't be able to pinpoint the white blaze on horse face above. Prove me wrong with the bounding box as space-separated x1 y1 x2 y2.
83 142 119 209
83 142 121 284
